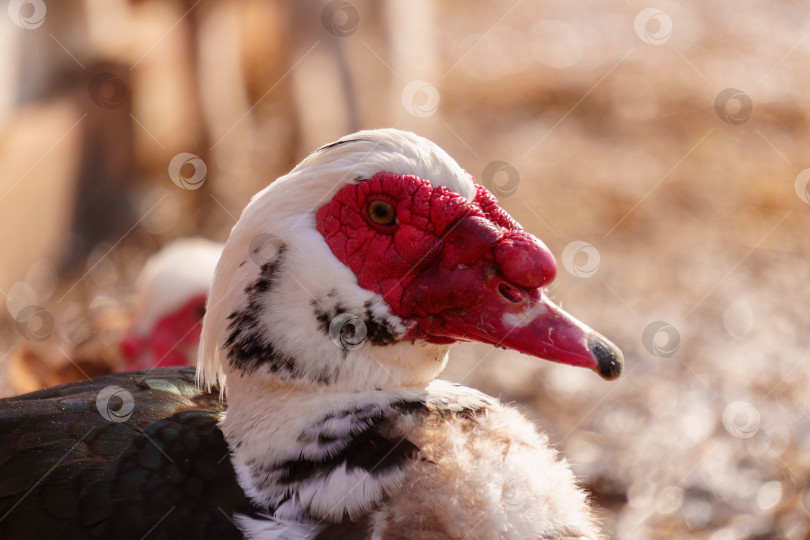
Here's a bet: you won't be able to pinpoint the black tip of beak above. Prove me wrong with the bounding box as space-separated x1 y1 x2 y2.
588 334 624 380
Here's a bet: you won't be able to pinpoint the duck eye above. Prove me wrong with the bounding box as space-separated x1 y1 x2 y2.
367 200 397 227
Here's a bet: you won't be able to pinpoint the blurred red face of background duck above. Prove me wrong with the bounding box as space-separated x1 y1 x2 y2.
120 293 207 371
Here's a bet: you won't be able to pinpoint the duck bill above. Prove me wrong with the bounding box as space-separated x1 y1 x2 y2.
439 278 624 380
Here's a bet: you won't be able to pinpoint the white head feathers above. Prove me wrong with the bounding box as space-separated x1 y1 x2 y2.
197 129 476 394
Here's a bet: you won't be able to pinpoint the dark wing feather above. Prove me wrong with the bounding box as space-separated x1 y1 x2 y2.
0 367 260 540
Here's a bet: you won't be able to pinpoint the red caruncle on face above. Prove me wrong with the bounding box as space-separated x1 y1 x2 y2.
315 172 556 326
315 170 621 379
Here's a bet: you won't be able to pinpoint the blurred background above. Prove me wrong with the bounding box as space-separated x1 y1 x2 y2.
1 0 809 537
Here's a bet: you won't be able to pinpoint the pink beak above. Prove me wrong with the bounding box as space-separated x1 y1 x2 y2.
404 216 623 380
440 278 623 380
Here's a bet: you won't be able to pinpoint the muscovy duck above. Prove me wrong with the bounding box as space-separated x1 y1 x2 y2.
120 238 223 371
0 129 623 539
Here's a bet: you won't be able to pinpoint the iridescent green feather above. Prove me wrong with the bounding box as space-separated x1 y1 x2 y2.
0 367 259 540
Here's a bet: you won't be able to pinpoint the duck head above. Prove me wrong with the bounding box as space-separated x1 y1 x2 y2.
198 129 622 394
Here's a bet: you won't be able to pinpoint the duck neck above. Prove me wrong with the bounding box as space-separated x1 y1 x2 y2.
220 368 437 520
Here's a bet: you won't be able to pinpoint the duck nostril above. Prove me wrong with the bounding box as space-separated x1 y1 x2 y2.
498 283 523 304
